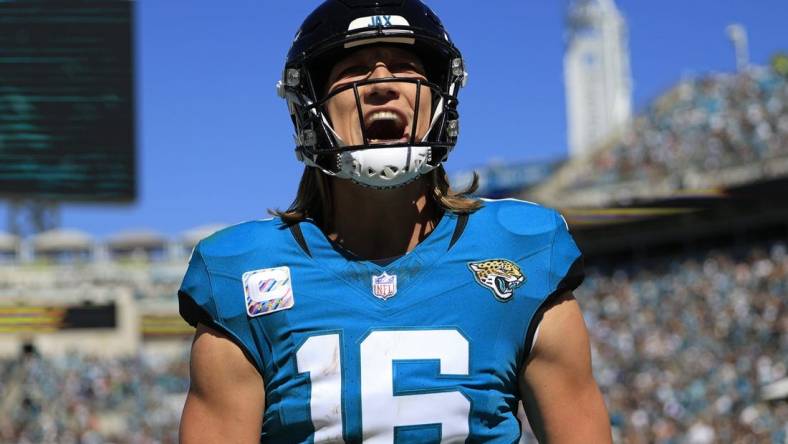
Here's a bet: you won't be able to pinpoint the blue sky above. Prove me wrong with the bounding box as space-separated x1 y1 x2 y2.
1 0 786 237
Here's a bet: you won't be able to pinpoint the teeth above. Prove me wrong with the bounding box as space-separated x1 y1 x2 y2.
368 111 403 125
365 110 409 143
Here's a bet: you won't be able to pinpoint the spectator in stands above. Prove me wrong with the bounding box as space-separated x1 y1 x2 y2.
570 66 787 195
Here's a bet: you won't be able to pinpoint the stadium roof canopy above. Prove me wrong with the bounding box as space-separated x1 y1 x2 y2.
107 229 167 250
0 232 20 251
182 224 227 249
32 229 93 253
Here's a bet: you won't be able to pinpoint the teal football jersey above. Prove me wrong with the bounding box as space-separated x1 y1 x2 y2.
178 199 584 443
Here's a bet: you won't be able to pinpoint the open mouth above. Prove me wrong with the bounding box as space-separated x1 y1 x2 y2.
364 110 410 144
495 277 511 295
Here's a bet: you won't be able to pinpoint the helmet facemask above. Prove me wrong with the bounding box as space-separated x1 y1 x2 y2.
303 74 456 187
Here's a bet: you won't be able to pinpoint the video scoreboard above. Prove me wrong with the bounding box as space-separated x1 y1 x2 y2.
0 0 135 202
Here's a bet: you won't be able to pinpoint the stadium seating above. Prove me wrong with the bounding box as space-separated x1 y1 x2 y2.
535 66 788 207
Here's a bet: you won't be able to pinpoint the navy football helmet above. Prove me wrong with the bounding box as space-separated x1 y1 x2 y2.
278 0 467 188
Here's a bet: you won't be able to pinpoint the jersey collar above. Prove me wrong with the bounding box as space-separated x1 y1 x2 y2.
294 211 459 303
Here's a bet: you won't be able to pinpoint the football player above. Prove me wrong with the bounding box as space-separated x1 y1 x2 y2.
178 0 611 442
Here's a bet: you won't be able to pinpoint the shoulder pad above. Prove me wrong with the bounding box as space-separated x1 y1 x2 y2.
198 218 285 258
479 198 557 236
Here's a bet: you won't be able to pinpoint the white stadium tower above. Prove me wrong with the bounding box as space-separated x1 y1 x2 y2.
564 0 633 158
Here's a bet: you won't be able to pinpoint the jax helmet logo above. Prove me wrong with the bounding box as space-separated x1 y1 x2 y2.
345 15 415 49
348 15 410 30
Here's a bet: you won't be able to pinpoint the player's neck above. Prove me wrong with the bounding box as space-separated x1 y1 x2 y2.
326 177 442 261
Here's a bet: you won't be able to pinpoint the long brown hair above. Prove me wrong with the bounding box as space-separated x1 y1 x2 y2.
271 165 483 227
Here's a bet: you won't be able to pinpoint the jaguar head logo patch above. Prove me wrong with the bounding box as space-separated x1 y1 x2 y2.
468 259 526 302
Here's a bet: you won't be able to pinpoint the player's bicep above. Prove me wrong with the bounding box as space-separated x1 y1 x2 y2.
180 323 265 444
519 293 611 443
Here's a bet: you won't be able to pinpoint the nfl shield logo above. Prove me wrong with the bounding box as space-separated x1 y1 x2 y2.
372 272 397 300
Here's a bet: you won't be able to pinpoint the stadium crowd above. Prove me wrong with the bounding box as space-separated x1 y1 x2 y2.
0 348 189 444
1 240 785 443
569 66 788 190
580 241 788 443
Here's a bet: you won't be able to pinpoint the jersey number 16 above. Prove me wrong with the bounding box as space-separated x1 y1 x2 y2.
296 329 471 443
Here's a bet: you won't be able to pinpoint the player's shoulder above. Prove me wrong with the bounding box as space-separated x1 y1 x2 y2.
468 199 583 297
194 217 290 259
472 197 564 237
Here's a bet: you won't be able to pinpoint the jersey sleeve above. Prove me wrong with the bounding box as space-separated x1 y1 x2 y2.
548 210 585 296
178 243 266 375
522 210 586 358
178 244 218 328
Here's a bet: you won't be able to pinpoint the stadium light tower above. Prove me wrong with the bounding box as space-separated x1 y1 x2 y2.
726 23 750 72
564 0 633 159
